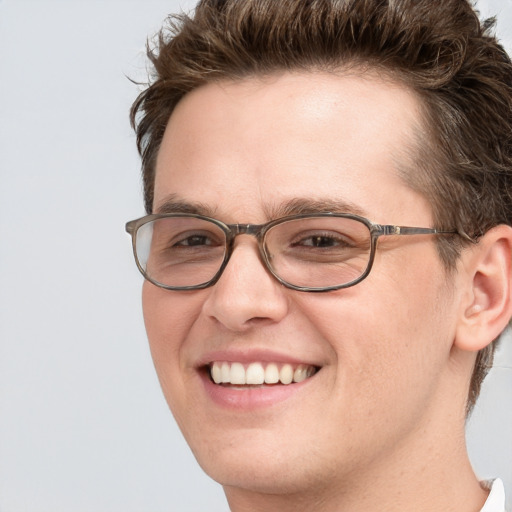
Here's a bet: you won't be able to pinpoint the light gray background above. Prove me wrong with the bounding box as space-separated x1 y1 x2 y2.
0 1 511 511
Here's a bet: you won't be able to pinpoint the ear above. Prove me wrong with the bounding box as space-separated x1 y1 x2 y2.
454 224 512 352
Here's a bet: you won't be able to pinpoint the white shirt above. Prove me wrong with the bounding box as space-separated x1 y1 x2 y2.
481 479 506 512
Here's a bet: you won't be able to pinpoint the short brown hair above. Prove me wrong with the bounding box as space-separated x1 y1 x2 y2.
130 0 512 411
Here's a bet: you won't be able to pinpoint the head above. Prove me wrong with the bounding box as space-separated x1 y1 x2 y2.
129 0 512 505
131 0 512 412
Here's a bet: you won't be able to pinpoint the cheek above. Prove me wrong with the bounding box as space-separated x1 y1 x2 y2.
295 266 455 413
141 283 205 394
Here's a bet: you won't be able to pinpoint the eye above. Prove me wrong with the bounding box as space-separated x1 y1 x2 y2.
174 233 218 247
291 231 354 249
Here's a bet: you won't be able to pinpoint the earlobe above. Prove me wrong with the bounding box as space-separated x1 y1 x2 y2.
455 225 512 352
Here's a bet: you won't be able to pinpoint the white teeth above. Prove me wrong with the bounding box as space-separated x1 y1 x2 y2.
221 362 230 383
246 362 265 385
279 364 294 384
264 363 280 384
211 363 222 384
230 362 246 385
209 361 316 386
293 364 308 383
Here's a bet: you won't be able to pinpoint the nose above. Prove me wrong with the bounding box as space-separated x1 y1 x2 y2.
202 238 290 331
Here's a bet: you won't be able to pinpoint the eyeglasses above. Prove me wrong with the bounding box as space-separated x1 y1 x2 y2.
125 212 456 292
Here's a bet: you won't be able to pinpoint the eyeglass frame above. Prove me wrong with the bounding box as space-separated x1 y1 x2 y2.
125 212 458 293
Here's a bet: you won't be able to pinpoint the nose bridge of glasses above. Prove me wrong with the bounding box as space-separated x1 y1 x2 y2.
226 223 268 260
232 223 263 236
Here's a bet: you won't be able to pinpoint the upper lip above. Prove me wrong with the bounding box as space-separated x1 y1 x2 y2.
194 348 323 369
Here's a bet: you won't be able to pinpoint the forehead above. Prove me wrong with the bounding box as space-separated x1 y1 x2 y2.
154 71 431 225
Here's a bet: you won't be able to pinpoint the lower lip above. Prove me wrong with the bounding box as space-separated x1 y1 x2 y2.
200 371 315 410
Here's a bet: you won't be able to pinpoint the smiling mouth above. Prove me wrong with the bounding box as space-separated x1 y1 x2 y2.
208 361 319 386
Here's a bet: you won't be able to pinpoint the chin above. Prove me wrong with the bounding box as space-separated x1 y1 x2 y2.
187 431 330 496
204 458 317 495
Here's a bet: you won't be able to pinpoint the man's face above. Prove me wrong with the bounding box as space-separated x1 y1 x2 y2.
143 72 460 495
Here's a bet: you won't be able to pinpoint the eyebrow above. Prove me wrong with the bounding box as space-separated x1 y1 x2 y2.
154 194 367 220
266 197 368 219
155 194 218 216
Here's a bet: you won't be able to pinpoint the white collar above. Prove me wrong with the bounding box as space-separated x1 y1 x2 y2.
480 479 506 512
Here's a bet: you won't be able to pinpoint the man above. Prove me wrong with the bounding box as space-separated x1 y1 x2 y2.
126 1 512 510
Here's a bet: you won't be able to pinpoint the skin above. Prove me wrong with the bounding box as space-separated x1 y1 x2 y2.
142 71 496 511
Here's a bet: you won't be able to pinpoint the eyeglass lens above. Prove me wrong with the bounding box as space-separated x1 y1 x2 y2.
135 216 373 289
